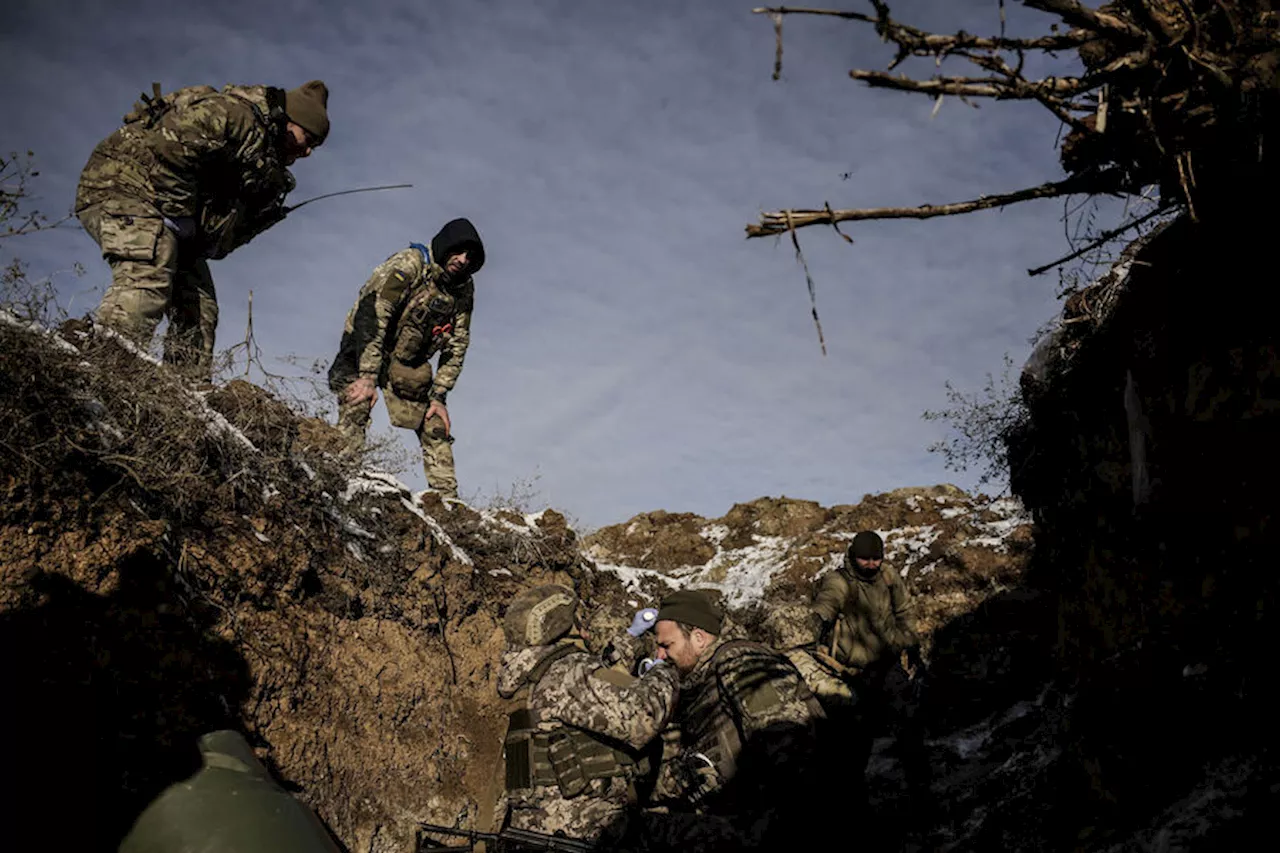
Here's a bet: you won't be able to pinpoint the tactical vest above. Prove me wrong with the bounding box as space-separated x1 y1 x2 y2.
676 640 823 786
393 274 464 364
503 645 646 798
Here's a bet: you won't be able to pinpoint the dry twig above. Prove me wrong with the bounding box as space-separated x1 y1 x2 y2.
748 172 1115 238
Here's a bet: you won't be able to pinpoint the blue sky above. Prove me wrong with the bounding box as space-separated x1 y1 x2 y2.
2 1 1096 528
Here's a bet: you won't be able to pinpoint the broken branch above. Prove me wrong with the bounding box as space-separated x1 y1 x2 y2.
1022 0 1150 40
751 5 1091 54
1026 201 1175 275
748 173 1110 238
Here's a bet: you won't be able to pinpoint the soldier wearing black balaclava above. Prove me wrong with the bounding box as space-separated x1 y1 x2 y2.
810 531 925 818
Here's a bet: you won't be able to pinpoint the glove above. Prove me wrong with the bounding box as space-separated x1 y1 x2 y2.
681 752 719 804
638 657 665 674
627 608 658 637
162 216 197 241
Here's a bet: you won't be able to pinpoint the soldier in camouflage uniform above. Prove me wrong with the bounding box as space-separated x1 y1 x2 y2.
811 530 929 818
760 601 857 709
327 219 484 500
495 586 678 846
644 590 825 850
76 80 329 376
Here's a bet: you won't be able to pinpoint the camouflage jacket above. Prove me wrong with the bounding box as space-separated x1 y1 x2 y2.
785 648 856 708
76 84 295 260
331 246 474 422
811 558 919 672
655 637 823 811
497 635 678 752
493 637 678 839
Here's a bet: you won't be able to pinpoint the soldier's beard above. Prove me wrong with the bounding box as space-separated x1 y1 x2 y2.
437 268 467 290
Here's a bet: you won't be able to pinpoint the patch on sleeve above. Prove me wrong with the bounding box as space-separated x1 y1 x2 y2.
379 269 413 303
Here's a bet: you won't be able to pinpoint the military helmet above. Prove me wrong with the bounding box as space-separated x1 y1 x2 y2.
503 584 578 647
119 729 341 853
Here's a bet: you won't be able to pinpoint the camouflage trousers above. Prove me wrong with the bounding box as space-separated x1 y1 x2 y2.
78 202 218 377
335 392 458 499
504 779 633 845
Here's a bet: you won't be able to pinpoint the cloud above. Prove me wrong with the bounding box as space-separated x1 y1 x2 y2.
2 0 1103 527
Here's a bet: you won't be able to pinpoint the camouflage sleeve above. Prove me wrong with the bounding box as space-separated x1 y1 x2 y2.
651 729 691 801
786 650 855 706
716 645 818 740
354 250 422 377
604 630 646 668
810 570 848 625
429 292 471 403
534 655 679 750
150 95 264 220
230 169 295 248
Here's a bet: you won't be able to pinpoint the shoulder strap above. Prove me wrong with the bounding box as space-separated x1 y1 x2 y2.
710 638 769 661
524 642 581 691
409 242 432 265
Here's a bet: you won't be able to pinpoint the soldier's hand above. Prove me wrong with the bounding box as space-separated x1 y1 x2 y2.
682 752 719 804
627 608 658 637
425 400 451 436
344 376 378 408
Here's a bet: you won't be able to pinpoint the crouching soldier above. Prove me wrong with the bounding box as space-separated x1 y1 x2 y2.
496 586 677 846
328 218 484 499
760 601 857 710
645 590 825 850
77 79 329 377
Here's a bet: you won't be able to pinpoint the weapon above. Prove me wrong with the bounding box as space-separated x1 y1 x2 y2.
284 183 413 214
415 822 598 853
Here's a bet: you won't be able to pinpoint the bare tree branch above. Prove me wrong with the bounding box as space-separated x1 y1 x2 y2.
752 5 1092 55
1027 201 1174 275
747 173 1114 238
1021 0 1150 40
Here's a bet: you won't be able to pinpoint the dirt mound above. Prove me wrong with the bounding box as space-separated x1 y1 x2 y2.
0 316 594 852
582 486 1039 732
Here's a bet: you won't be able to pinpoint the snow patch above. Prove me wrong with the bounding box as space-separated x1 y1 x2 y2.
0 310 80 353
594 562 678 595
700 524 730 546
479 507 535 536
664 535 793 608
342 470 409 502
400 497 473 566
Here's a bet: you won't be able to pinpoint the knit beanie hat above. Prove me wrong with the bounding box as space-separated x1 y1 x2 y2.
848 530 885 561
655 589 723 636
285 80 330 144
